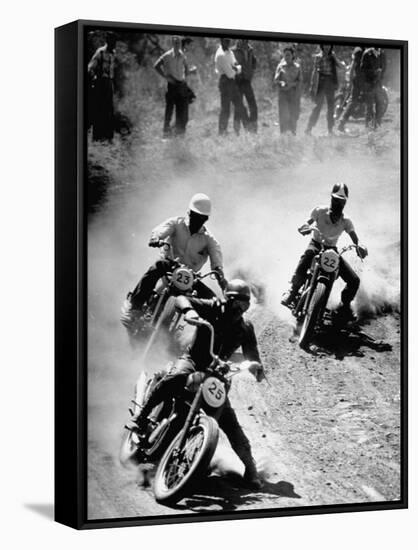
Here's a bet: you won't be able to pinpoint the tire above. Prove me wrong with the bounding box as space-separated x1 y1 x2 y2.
299 282 327 349
153 415 219 506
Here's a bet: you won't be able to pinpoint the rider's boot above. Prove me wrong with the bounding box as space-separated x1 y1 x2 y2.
243 458 263 490
281 286 297 308
333 302 357 323
125 408 147 435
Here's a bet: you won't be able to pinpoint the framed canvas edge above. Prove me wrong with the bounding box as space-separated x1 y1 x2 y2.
55 18 409 530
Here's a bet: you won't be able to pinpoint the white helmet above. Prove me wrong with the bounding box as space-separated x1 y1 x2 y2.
189 193 212 216
331 183 349 200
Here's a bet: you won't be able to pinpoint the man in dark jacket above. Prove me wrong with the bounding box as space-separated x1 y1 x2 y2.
88 32 117 141
337 46 365 132
232 39 258 133
126 279 265 489
306 45 346 135
360 47 386 129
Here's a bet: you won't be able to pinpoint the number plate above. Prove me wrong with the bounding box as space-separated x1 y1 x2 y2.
320 249 339 273
172 267 194 291
202 377 227 408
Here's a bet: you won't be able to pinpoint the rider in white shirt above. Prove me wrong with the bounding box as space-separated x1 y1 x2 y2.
281 183 368 319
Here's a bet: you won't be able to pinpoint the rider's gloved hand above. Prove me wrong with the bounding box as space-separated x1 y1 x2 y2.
214 267 227 290
357 244 368 259
298 224 312 236
148 237 161 248
248 361 266 382
216 362 231 376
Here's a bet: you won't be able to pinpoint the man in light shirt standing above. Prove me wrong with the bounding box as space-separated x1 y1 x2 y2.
214 38 245 136
154 36 194 137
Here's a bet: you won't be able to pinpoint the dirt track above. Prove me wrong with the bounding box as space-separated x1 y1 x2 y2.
87 307 400 519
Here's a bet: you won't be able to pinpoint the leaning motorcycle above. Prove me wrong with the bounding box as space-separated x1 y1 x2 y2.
291 239 364 349
120 317 261 506
121 241 222 359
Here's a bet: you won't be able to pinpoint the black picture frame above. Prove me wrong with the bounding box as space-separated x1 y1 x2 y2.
55 19 408 530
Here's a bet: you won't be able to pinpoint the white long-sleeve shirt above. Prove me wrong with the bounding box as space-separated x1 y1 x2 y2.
214 46 237 79
150 216 223 272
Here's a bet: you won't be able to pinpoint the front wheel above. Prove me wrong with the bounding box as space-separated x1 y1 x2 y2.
153 415 219 506
299 282 327 349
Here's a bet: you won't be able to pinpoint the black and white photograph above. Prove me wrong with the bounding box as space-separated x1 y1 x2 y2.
83 23 406 524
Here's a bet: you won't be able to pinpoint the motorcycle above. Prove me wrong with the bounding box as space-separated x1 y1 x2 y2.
334 69 389 122
289 233 365 350
121 241 222 359
120 316 261 506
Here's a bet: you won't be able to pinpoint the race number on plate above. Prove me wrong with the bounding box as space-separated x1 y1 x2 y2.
320 249 340 273
202 377 226 408
172 267 194 291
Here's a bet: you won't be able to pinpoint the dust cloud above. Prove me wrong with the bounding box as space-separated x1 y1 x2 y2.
87 137 401 458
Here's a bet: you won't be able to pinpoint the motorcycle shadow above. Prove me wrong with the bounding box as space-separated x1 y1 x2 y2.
305 324 392 360
171 474 301 512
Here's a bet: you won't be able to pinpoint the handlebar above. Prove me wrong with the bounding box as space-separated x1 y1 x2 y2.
184 316 216 362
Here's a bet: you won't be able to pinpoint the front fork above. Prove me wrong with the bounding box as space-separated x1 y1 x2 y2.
172 388 203 458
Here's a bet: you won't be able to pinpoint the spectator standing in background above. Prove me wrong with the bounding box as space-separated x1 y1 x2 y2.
154 36 195 137
214 38 246 136
305 45 346 136
88 32 116 142
233 39 258 133
274 46 302 135
360 47 386 129
337 46 365 132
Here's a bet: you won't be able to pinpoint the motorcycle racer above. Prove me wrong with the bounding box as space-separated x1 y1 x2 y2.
126 279 265 489
121 193 227 331
281 183 368 321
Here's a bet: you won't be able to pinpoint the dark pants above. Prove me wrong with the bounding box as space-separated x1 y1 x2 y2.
363 81 385 129
164 82 189 136
339 80 362 125
140 357 256 470
130 259 215 310
218 75 246 135
291 240 360 306
235 79 258 132
307 75 336 133
278 89 299 134
92 77 114 141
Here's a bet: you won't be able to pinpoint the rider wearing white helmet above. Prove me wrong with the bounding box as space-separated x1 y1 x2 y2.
282 183 368 320
121 193 227 331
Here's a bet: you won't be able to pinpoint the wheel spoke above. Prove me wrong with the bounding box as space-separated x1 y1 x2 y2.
163 429 205 489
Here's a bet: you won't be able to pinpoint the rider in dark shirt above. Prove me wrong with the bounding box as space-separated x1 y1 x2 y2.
126 279 265 489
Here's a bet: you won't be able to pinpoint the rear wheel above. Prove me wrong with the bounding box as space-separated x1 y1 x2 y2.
154 415 219 506
299 282 327 349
